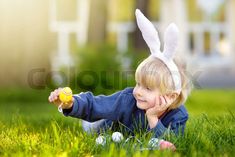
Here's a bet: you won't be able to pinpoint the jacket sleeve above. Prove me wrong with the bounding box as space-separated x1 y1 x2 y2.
151 109 188 137
61 88 134 122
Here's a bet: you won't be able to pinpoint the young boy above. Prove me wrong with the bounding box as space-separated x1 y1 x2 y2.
49 9 190 142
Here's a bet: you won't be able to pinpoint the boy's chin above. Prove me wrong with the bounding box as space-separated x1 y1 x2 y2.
136 103 148 110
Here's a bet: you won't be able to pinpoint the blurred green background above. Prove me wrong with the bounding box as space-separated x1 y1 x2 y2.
0 0 234 124
0 0 235 156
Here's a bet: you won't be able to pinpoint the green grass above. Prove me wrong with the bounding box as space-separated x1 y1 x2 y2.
0 88 235 157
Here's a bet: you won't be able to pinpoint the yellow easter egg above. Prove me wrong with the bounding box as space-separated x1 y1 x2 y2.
59 87 73 103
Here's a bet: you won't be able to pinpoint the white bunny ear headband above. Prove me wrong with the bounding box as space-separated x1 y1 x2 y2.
135 9 181 93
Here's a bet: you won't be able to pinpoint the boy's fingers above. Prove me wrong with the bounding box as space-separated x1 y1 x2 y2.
49 96 53 102
49 88 64 106
160 96 166 106
163 96 171 108
55 88 62 95
160 96 171 111
52 92 58 99
54 88 62 97
163 96 168 104
53 90 57 97
51 96 56 102
49 91 59 103
162 96 167 105
55 89 59 95
59 102 63 107
158 96 162 106
49 93 54 102
53 95 59 102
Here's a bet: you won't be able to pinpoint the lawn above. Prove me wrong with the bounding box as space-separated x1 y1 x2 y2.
0 88 234 157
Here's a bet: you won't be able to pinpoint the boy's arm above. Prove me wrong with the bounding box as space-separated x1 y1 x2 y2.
151 108 188 137
152 117 188 137
61 88 135 122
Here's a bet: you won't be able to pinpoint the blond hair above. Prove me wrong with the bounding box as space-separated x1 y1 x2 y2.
135 56 192 109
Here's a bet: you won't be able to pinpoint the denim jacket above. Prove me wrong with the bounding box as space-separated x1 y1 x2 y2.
62 87 188 137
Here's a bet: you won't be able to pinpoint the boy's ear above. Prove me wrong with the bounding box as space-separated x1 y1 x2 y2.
165 92 179 102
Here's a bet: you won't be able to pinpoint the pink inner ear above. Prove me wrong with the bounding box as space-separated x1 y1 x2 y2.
163 23 179 59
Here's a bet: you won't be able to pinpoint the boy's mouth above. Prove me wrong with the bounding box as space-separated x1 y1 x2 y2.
136 98 146 103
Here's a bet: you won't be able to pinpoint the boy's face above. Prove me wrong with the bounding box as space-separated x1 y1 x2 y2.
133 83 160 111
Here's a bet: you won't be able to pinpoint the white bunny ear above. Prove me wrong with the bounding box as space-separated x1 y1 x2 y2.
163 23 179 60
135 9 160 55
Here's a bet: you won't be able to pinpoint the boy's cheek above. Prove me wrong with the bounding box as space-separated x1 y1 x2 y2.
154 96 161 107
147 102 156 109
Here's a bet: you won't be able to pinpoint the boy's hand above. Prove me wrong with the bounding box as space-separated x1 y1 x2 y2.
159 140 176 151
48 88 74 109
146 95 174 118
146 95 173 128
